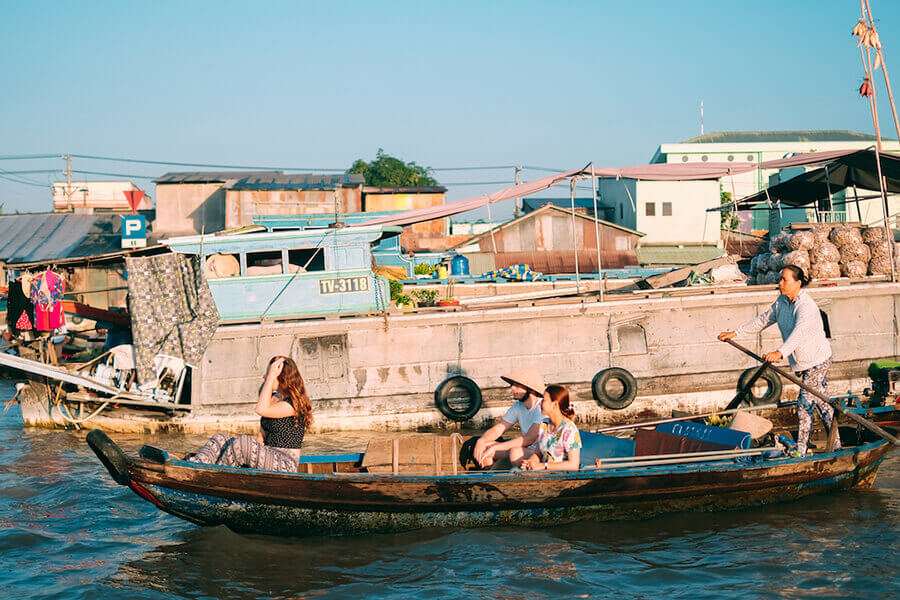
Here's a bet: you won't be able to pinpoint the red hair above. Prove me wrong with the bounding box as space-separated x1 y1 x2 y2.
269 356 313 427
544 384 574 418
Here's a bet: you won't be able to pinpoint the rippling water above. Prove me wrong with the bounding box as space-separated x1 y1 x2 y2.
1 380 898 599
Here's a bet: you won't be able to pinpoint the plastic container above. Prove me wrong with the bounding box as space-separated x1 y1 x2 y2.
450 254 470 276
437 265 449 279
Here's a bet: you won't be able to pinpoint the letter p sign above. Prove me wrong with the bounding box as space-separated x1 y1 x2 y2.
121 215 147 248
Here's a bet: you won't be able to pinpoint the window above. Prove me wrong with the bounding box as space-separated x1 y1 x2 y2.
645 202 655 217
287 248 325 272
746 154 755 161
662 202 672 216
615 236 629 251
246 250 283 276
701 155 709 162
681 155 689 162
727 155 735 162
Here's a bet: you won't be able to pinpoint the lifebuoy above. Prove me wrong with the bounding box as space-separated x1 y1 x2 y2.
434 376 483 422
592 367 637 410
737 367 782 406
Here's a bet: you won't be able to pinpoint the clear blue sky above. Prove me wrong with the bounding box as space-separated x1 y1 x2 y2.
1 0 898 219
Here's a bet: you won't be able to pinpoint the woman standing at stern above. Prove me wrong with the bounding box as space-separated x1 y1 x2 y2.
521 385 582 471
188 356 312 472
718 266 838 457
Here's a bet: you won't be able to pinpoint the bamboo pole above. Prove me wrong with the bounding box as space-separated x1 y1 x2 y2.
864 0 900 142
569 179 581 293
723 338 900 446
590 163 604 301
593 401 784 434
587 447 775 470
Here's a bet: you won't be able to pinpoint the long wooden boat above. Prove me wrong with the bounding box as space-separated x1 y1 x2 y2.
86 426 894 537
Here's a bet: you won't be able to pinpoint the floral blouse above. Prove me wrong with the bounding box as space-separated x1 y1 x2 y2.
537 418 582 463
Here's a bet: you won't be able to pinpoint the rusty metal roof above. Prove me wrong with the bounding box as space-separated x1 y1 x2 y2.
154 171 283 184
225 173 364 191
0 213 155 265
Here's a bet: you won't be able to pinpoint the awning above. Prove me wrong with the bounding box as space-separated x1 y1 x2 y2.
709 149 900 211
354 150 859 228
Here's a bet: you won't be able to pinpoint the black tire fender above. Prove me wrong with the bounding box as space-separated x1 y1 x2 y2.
737 367 782 406
434 376 483 422
592 367 638 410
86 429 131 486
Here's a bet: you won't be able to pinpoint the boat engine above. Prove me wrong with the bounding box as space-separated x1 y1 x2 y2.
863 360 900 407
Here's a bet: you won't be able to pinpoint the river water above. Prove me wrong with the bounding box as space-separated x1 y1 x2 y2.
1 380 898 600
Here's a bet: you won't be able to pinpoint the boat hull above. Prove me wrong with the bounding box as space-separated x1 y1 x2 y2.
98 435 892 537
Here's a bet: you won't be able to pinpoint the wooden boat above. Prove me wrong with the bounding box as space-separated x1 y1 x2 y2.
86 425 894 538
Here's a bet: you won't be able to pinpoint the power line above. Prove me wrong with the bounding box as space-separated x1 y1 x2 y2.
69 154 346 172
70 169 157 179
0 154 62 161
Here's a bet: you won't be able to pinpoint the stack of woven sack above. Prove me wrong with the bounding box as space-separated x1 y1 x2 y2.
861 226 897 276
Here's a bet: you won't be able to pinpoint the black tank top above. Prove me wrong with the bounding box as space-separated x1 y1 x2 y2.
260 409 306 449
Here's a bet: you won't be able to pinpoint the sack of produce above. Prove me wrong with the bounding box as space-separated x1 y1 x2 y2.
868 253 896 275
811 226 831 245
840 260 868 278
809 262 841 279
766 271 782 284
809 241 840 264
868 239 892 258
769 232 791 252
783 250 811 271
756 252 772 272
828 226 863 247
768 252 784 271
787 231 815 251
839 242 871 264
862 226 890 244
750 255 760 273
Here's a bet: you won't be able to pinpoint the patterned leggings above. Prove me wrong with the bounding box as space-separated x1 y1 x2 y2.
187 433 298 473
796 357 840 456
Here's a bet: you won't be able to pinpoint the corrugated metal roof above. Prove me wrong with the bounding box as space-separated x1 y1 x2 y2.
522 198 597 213
225 173 364 191
154 171 283 184
362 186 447 194
635 245 724 266
0 213 134 264
681 130 882 144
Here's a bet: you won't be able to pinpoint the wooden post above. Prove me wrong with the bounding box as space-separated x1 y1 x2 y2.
391 439 399 475
450 435 459 475
433 436 442 476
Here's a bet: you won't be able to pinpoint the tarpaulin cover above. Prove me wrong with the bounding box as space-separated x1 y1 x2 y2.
354 150 859 228
716 149 900 210
125 253 219 384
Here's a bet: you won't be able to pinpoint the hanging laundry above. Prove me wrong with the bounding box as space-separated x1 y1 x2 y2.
29 269 66 331
6 280 35 334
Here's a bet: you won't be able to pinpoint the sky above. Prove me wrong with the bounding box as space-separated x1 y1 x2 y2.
1 0 899 220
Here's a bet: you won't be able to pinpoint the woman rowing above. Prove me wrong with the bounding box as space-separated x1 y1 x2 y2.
718 265 838 457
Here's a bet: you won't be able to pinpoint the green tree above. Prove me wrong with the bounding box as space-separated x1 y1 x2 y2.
720 188 739 231
348 149 438 186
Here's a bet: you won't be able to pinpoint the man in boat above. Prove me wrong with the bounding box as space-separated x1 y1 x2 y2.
718 265 839 457
473 367 546 469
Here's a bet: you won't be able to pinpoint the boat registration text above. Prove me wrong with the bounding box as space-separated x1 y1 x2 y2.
318 276 370 295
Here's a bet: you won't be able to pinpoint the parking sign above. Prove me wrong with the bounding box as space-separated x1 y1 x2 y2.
122 215 147 248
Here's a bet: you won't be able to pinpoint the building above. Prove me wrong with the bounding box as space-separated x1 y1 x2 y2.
52 181 152 213
451 203 643 274
650 130 900 230
362 186 454 251
224 173 364 229
598 178 721 244
153 171 364 235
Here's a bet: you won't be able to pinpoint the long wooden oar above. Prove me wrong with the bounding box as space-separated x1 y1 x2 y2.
724 362 769 411
723 338 900 446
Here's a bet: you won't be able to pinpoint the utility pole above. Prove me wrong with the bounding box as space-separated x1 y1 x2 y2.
64 154 73 210
513 166 522 218
700 101 704 135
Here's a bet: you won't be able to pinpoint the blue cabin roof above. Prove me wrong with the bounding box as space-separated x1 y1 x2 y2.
163 225 401 255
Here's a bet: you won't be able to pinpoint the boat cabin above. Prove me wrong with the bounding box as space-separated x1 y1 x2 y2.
164 225 400 321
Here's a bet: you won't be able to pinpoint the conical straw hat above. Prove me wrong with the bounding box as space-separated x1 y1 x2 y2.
500 367 545 397
728 411 773 439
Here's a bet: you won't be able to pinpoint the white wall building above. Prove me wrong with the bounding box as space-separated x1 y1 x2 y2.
598 178 720 244
650 130 900 231
52 180 152 213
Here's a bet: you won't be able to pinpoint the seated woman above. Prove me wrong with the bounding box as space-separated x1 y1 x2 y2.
520 385 582 472
188 356 312 473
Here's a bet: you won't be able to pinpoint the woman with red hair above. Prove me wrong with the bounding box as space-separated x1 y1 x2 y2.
188 356 313 472
520 385 582 472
